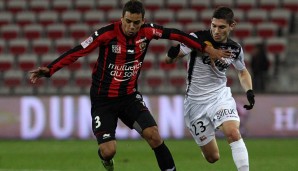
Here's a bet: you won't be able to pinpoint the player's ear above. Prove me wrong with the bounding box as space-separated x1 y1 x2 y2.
230 21 237 31
141 18 145 25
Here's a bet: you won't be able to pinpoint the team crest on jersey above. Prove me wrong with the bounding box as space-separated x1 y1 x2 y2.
139 42 146 52
112 45 121 54
81 36 93 48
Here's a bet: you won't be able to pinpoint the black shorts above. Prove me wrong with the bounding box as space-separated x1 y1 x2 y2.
90 91 157 144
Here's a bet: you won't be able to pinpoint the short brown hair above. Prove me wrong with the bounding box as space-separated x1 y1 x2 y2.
212 6 235 24
122 0 145 18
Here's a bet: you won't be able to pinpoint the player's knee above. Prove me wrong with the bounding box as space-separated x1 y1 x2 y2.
205 153 220 163
226 128 241 142
142 126 163 147
100 148 116 160
99 142 116 160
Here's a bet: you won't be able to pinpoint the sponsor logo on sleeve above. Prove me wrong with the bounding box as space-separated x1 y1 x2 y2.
81 36 93 48
152 28 162 37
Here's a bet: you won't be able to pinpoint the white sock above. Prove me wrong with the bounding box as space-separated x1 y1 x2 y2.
230 139 249 171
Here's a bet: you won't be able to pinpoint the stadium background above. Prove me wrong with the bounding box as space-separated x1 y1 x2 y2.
1 0 298 170
0 0 298 139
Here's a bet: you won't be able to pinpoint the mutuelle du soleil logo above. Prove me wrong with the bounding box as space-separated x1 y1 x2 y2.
108 60 142 82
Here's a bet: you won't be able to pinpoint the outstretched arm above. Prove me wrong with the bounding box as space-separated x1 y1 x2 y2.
28 44 93 84
29 67 50 84
165 43 231 67
161 27 231 62
32 29 103 79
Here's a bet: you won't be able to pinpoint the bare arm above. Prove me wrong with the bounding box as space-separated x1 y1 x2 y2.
238 68 253 92
238 68 255 110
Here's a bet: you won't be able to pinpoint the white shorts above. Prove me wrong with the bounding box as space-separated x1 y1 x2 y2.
184 87 240 146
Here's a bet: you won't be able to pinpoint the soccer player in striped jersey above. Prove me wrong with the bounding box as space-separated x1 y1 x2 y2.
165 6 254 171
29 1 230 171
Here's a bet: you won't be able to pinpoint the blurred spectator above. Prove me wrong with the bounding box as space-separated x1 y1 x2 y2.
251 43 269 92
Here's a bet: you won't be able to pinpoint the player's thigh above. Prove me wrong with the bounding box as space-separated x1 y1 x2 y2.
91 104 118 144
210 96 239 129
200 138 219 158
119 92 157 135
185 100 216 146
188 116 216 147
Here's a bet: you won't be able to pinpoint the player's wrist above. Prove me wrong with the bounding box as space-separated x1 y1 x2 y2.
167 44 180 59
44 66 51 78
246 89 254 96
203 44 211 53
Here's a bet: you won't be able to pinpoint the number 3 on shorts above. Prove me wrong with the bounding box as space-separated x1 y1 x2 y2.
191 119 206 136
94 116 101 128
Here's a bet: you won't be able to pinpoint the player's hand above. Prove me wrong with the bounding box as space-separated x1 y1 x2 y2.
29 67 50 84
243 90 255 110
204 46 231 67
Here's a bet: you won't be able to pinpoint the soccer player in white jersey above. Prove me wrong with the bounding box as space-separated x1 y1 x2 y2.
165 6 255 171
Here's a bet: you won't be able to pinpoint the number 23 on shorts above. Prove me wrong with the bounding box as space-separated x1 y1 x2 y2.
191 119 206 136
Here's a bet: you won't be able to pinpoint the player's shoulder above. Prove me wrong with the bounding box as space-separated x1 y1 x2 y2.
96 23 115 32
91 22 117 40
226 38 243 59
227 38 242 49
141 23 163 29
193 29 209 35
192 29 212 41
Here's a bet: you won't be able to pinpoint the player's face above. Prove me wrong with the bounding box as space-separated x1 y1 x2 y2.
210 18 235 43
121 11 144 37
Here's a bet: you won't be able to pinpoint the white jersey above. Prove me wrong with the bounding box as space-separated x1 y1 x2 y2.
180 30 246 103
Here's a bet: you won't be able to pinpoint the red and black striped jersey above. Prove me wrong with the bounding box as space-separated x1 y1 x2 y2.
46 21 206 98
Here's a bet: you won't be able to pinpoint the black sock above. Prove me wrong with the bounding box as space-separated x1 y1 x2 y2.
153 142 176 171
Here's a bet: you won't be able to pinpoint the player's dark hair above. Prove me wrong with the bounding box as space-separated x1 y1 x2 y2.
212 6 235 24
122 0 145 18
